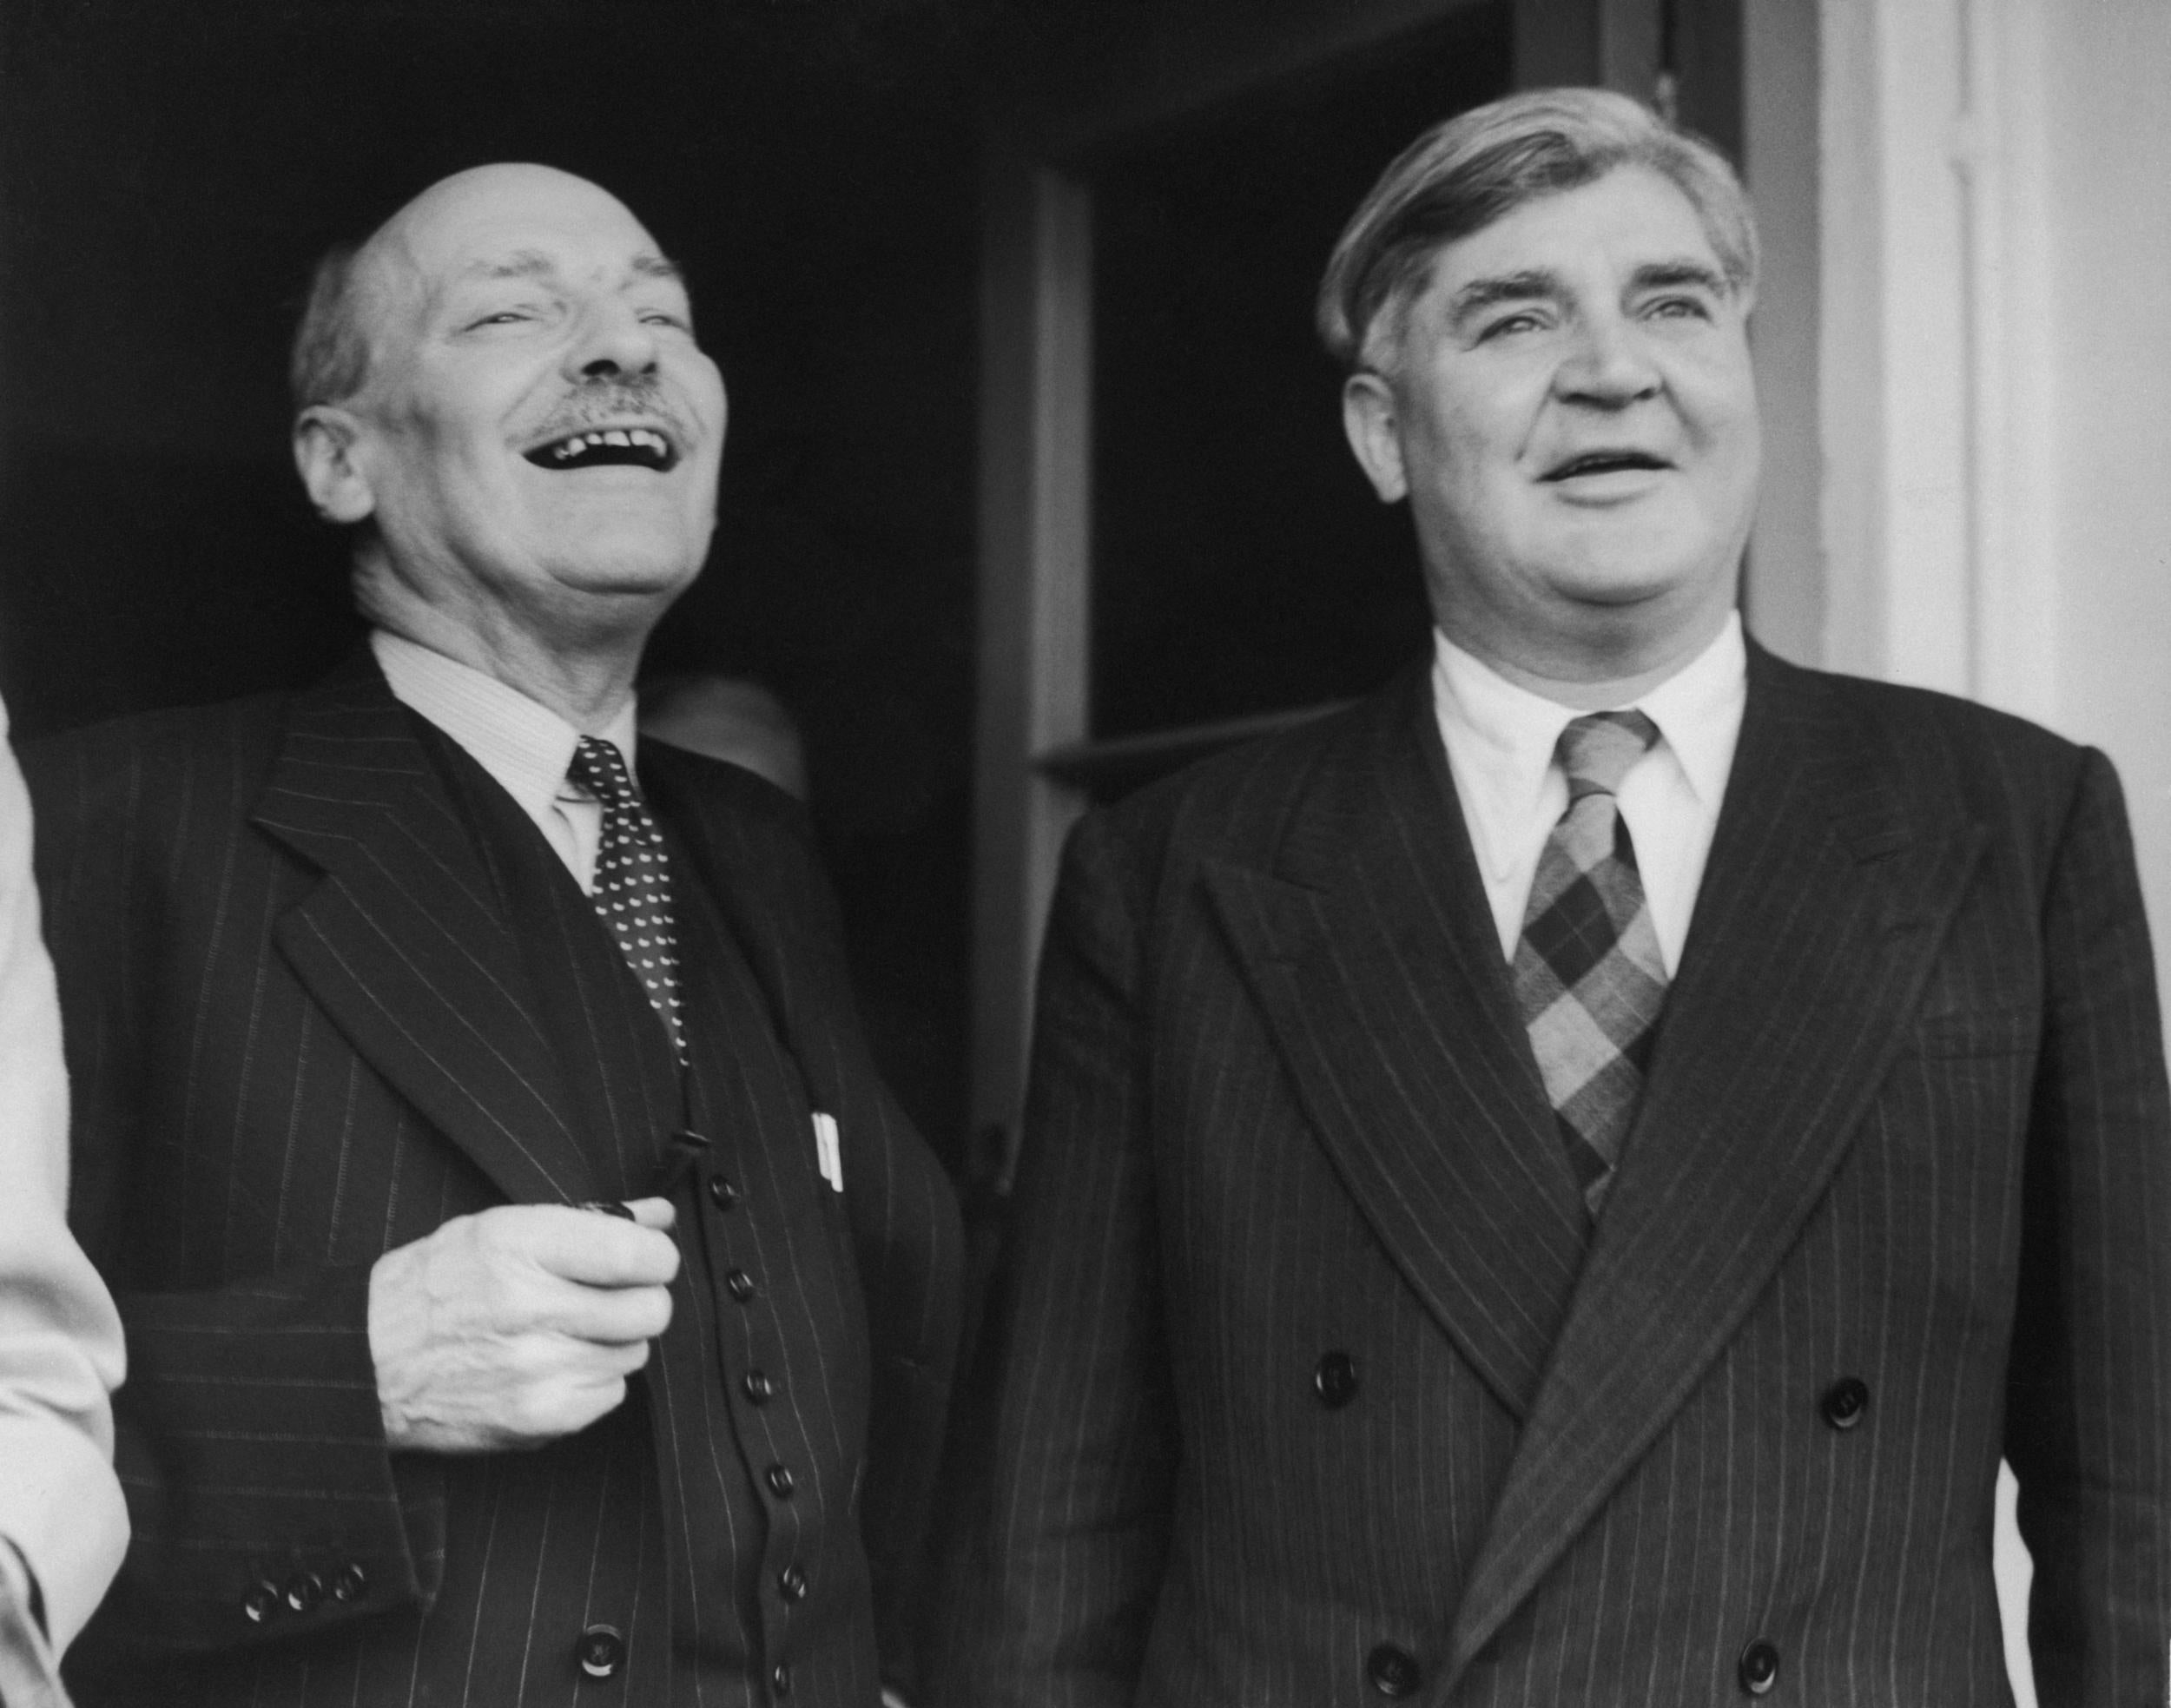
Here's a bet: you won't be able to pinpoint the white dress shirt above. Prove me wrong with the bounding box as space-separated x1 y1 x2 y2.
371 630 641 896
1431 612 1748 976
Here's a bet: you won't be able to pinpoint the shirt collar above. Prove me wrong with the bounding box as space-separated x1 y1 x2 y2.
1431 610 1746 878
369 630 640 818
1633 612 1745 814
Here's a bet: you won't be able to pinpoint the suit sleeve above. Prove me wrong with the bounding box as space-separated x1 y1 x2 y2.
0 707 129 1654
932 809 1179 1705
2003 747 2171 1705
26 730 444 1660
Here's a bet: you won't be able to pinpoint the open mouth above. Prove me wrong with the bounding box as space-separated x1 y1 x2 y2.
1542 451 1671 481
525 426 680 473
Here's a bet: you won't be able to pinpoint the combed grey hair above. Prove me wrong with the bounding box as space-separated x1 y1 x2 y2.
288 241 375 411
1316 86 1759 373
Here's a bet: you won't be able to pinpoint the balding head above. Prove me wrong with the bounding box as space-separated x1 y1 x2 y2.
293 165 651 412
288 162 728 703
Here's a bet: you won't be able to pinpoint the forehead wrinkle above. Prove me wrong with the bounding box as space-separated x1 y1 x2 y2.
455 247 683 287
465 249 557 283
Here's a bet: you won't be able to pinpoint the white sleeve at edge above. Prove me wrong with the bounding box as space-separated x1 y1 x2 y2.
0 701 128 1652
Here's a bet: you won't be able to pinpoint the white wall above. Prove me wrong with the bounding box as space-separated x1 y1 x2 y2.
1807 3 2171 1704
2035 2 2171 957
1815 0 2171 991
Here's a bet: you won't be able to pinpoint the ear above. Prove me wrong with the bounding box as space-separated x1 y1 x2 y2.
1340 371 1409 504
293 406 378 524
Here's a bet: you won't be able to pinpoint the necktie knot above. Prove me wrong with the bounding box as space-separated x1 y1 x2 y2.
1556 709 1660 801
570 735 642 813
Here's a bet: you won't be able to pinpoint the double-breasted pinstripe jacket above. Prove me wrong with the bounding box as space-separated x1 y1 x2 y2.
26 654 962 1706
934 641 2171 1706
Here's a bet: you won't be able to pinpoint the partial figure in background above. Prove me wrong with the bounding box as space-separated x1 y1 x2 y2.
935 89 2171 1705
30 162 960 1707
640 671 809 799
0 696 127 1708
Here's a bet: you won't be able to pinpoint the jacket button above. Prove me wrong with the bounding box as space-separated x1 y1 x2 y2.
330 1562 367 1603
1315 1351 1360 1409
708 1174 741 1210
726 1268 757 1302
1366 1643 1421 1698
771 1661 793 1696
1738 1638 1780 1696
283 1570 325 1613
576 1623 625 1679
1820 1376 1869 1430
743 1369 775 1405
779 1564 808 1600
766 1463 795 1498
242 1579 280 1623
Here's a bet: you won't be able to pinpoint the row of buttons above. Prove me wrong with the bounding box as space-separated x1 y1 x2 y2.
1364 1637 1782 1699
241 1563 366 1623
1350 1382 1871 1698
702 1154 811 1692
1314 1355 1871 1435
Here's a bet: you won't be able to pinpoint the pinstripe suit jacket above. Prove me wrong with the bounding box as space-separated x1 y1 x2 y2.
23 654 962 1705
934 642 2171 1707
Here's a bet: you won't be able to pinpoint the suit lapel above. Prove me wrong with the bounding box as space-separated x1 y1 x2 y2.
1204 671 1587 1421
644 746 848 1119
1439 645 1987 1684
249 656 597 1206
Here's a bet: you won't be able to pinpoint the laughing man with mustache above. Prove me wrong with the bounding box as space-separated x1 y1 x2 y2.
28 164 961 1708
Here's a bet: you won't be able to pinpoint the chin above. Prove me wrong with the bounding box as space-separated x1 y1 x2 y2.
548 524 708 592
1549 563 1692 611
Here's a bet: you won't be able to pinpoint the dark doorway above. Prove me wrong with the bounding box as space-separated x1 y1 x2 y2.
1090 4 1513 742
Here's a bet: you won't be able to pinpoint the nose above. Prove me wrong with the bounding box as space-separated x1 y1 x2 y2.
1554 309 1660 407
564 297 660 384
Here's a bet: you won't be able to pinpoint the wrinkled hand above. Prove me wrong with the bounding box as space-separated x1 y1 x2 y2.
368 1199 679 1454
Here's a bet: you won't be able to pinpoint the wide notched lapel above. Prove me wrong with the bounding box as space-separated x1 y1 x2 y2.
640 744 848 1115
1204 672 1587 1421
248 658 597 1207
1439 645 1988 1685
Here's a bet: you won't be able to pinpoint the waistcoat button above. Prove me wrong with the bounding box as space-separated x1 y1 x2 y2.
576 1623 625 1679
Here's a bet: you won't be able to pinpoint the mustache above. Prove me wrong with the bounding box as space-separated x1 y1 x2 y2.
530 379 695 446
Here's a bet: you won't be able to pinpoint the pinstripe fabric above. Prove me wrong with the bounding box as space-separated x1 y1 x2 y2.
24 653 962 1707
932 643 2171 1707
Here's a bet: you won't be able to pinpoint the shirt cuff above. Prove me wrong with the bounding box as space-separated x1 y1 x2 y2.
0 1417 129 1652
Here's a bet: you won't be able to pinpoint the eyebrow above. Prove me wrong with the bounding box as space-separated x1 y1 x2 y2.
1442 268 1561 331
1630 259 1731 296
1442 256 1732 332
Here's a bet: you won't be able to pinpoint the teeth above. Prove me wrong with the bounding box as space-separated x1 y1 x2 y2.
544 428 672 463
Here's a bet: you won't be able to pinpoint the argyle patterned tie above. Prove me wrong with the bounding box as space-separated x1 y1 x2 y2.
569 736 686 1060
1513 710 1667 1217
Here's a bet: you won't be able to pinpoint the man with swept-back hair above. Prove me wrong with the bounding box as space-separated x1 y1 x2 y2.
934 86 2170 1705
30 162 962 1707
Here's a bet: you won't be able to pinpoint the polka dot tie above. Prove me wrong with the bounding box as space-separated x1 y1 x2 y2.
569 736 685 1060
